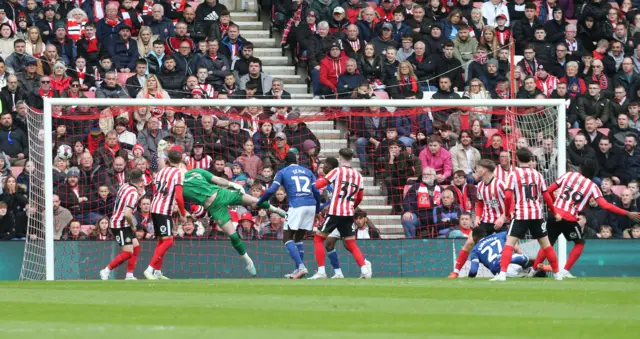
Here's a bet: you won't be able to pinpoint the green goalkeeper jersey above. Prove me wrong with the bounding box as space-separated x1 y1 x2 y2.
183 168 221 205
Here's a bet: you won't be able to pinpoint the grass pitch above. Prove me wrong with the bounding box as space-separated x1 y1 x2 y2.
0 278 639 339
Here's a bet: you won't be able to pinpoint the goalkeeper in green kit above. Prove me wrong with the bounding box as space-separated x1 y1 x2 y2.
182 168 287 276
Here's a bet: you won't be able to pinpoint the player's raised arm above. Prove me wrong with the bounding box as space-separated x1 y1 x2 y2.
468 251 480 278
596 197 640 220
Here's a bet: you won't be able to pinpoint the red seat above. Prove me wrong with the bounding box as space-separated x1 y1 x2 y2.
484 128 498 139
473 2 483 8
612 185 627 197
81 225 94 235
374 90 389 99
188 1 200 10
117 72 133 85
598 128 610 135
569 128 580 137
83 91 95 98
367 1 377 8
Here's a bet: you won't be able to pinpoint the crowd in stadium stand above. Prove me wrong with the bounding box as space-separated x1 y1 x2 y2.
2 0 640 241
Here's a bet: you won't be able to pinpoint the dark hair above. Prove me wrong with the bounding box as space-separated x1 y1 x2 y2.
220 9 231 17
453 170 466 178
167 150 182 164
477 159 496 172
354 209 368 219
338 148 354 161
243 41 254 50
600 135 611 143
247 57 261 67
13 39 25 46
626 133 638 142
153 39 164 46
525 2 537 10
129 168 143 183
580 159 598 179
443 40 455 48
428 135 443 144
459 129 472 139
472 226 487 240
284 152 297 165
516 148 533 163
214 156 226 162
324 157 339 171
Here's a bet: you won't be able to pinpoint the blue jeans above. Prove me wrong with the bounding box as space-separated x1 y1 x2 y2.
311 68 321 96
401 213 419 239
355 137 371 170
398 136 414 148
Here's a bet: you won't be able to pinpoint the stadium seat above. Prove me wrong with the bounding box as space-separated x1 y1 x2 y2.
367 1 377 8
189 1 200 10
422 91 434 99
118 72 133 85
513 55 524 65
473 2 482 8
83 91 95 98
484 128 498 138
612 185 627 197
599 128 610 135
11 166 23 178
567 19 577 25
569 128 580 137
374 90 389 99
81 225 94 235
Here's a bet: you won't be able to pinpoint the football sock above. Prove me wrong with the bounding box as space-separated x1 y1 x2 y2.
108 251 132 270
313 234 327 267
127 245 140 273
230 233 246 256
543 246 559 273
532 248 546 269
149 237 174 270
344 239 365 267
499 245 514 273
295 242 304 262
565 243 584 271
285 240 303 268
454 249 470 273
327 249 340 270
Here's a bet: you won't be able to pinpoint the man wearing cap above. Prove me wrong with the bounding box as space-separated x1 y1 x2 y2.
423 23 445 55
535 63 559 97
310 0 339 23
481 0 509 27
4 39 36 76
56 167 96 223
36 5 57 40
371 21 400 57
511 2 541 54
49 22 75 64
295 10 318 54
108 25 139 73
318 42 349 97
329 6 350 36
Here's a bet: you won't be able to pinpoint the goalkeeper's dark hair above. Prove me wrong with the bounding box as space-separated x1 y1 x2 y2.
579 159 598 179
167 150 183 164
515 147 533 163
128 169 144 184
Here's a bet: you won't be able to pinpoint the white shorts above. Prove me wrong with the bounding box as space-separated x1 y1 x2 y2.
328 228 341 238
285 205 315 231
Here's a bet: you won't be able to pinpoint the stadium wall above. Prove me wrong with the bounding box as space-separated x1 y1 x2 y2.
2 240 640 280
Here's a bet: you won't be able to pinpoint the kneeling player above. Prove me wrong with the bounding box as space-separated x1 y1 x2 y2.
100 169 145 280
182 168 287 276
468 228 532 278
449 159 507 278
529 159 640 278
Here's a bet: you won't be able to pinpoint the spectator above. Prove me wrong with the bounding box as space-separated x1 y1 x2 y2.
171 120 194 154
146 39 165 75
483 134 504 163
126 59 148 98
466 45 489 86
611 113 640 149
337 59 365 99
516 75 543 99
50 61 71 93
236 211 260 240
90 184 115 219
511 2 541 55
595 136 623 185
61 220 88 241
27 74 59 110
221 119 250 161
431 76 462 126
453 25 477 65
402 166 443 238
283 111 320 154
433 189 462 237
316 43 348 97
0 111 27 166
532 135 558 179
358 43 383 89
574 82 612 128
231 42 254 78
238 57 272 96
449 170 477 213
260 212 284 240
354 210 381 239
614 57 640 101
611 86 629 117
114 117 136 152
148 4 174 41
77 152 107 194
1 74 24 112
195 0 228 30
4 39 34 74
469 119 488 152
382 140 416 215
89 216 113 241
56 167 95 223
567 132 598 173
157 55 184 95
606 188 637 236
355 108 388 175
419 136 452 184
481 0 510 27
95 2 125 50
371 22 399 57
68 57 96 92
449 130 481 183
619 134 640 185
138 116 170 159
109 25 139 73
210 156 232 180
235 138 262 180
196 39 230 90
341 24 366 60
389 61 423 100
137 73 169 101
220 23 247 60
96 71 129 99
52 194 73 240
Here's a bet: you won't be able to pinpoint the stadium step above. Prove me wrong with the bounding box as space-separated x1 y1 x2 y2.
245 38 279 48
292 94 314 99
262 66 297 75
230 12 258 21
280 84 307 94
253 48 285 57
235 21 265 30
240 30 271 39
311 129 341 138
277 74 305 84
260 56 290 66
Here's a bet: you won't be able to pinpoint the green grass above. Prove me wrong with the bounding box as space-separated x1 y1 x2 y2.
1 278 639 338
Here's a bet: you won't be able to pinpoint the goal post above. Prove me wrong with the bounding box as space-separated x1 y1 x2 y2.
25 98 566 280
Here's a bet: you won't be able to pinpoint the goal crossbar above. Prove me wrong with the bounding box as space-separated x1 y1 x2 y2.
39 98 567 280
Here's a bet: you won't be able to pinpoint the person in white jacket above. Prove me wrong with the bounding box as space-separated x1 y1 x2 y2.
482 0 510 27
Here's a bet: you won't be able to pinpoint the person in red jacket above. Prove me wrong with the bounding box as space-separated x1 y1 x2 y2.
318 43 349 98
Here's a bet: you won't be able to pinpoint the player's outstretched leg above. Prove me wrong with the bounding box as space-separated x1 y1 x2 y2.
125 244 141 280
220 219 256 277
101 238 138 280
325 235 343 278
308 233 328 279
560 240 584 278
449 238 474 278
344 237 371 279
243 194 287 218
145 236 174 280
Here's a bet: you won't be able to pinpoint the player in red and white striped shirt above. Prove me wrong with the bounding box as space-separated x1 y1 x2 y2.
100 169 146 280
185 142 212 169
493 150 513 182
144 149 189 280
309 148 372 279
530 159 640 278
449 159 508 278
493 148 560 281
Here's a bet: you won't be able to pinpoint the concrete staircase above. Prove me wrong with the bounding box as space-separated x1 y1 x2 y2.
229 9 404 238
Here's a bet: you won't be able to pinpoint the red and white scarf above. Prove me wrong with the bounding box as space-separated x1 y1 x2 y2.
93 0 105 22
120 9 143 33
417 183 442 209
535 75 559 97
566 39 577 52
198 83 215 98
66 18 88 42
593 73 608 90
39 89 53 98
142 0 154 16
76 67 86 84
348 39 361 53
496 27 510 46
451 184 472 212
115 171 125 185
86 35 99 53
523 58 539 77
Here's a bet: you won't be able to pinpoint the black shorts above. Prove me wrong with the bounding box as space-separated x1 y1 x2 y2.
320 215 354 238
508 219 548 239
151 213 174 237
547 218 583 244
479 222 508 235
111 227 134 246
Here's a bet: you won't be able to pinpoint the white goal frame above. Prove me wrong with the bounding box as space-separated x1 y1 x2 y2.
37 98 566 280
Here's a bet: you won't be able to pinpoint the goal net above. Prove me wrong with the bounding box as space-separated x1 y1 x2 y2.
20 98 565 280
